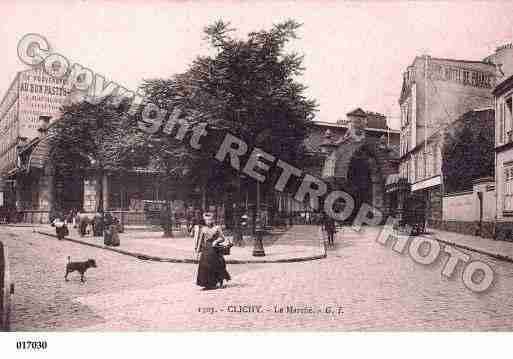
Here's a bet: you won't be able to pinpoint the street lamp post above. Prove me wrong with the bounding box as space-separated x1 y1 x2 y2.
252 154 265 257
119 183 124 231
233 109 245 247
233 171 244 246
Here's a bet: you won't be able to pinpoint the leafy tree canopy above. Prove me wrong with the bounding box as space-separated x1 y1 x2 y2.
50 19 318 203
441 110 494 193
138 19 317 188
48 96 135 178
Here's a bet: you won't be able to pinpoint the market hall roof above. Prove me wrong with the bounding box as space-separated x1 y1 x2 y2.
303 119 399 154
346 108 367 118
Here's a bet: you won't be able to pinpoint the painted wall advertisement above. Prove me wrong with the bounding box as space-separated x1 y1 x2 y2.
18 67 73 141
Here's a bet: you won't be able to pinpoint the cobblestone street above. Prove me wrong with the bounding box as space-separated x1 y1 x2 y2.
3 225 513 331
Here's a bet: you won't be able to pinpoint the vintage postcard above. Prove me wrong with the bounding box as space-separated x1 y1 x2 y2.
0 0 512 355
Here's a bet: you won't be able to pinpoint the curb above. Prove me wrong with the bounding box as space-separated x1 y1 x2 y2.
1 224 38 228
424 234 513 264
36 231 327 264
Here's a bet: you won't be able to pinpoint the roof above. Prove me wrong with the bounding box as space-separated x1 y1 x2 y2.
366 111 387 130
406 55 496 69
303 125 347 153
428 56 495 67
493 74 513 96
28 135 51 169
385 174 410 193
304 121 400 154
346 108 367 117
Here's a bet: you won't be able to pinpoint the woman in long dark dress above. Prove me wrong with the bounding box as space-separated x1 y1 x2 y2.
195 212 232 290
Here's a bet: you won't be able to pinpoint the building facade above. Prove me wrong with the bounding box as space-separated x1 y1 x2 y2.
397 54 497 229
494 73 513 240
0 67 74 222
439 108 495 237
0 67 173 224
296 108 400 223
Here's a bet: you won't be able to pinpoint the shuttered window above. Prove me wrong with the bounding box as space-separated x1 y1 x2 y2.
504 164 513 212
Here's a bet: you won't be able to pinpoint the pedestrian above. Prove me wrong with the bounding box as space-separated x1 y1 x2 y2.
160 204 173 237
71 208 78 228
190 212 201 238
0 205 6 224
322 214 337 248
52 211 69 240
93 208 104 237
195 212 233 290
76 210 90 237
103 212 120 246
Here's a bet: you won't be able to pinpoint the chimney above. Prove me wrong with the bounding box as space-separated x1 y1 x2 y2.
320 129 337 154
346 108 367 136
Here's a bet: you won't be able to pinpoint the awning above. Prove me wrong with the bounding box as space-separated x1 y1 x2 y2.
385 174 410 193
27 136 51 171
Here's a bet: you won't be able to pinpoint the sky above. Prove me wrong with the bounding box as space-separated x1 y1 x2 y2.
1 0 513 130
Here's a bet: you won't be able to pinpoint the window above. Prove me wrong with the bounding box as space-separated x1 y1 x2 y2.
413 155 418 179
499 98 505 144
401 105 407 128
401 128 407 156
322 152 336 178
463 71 470 84
409 158 415 183
418 152 425 179
444 67 452 81
504 164 513 212
425 151 432 178
506 97 513 141
406 101 411 125
471 72 478 86
432 145 439 176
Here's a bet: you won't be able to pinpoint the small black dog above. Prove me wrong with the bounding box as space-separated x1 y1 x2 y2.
65 256 97 282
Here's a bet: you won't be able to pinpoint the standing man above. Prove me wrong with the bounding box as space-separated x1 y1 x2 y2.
160 204 174 237
322 214 337 248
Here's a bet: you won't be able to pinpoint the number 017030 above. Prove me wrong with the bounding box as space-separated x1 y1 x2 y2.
16 341 48 350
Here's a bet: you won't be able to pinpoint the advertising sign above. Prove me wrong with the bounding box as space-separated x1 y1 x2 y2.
18 67 73 141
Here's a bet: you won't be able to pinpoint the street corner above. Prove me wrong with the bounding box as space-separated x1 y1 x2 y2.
35 227 327 264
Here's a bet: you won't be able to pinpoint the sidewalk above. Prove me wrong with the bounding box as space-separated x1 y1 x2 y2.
35 225 326 264
424 228 513 263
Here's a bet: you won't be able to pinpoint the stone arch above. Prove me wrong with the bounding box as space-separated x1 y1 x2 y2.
325 137 397 217
345 144 385 212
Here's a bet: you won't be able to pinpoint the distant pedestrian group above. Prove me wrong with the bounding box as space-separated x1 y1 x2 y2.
52 208 120 246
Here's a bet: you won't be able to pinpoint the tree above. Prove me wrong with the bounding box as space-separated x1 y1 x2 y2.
51 19 318 235
136 19 317 228
442 110 494 193
48 96 135 211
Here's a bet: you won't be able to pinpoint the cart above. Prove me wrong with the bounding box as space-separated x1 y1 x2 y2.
395 197 426 236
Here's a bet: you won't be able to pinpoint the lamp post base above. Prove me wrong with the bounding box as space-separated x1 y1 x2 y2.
234 230 244 247
252 230 265 257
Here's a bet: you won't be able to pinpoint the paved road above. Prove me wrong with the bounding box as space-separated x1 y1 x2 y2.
2 225 513 330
